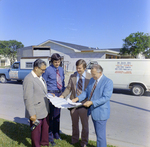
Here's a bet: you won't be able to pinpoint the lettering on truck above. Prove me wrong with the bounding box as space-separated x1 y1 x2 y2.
115 61 132 74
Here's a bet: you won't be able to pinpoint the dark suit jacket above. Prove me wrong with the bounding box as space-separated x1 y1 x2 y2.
62 71 92 103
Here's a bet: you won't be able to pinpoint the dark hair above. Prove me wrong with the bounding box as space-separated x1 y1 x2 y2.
51 53 61 63
76 59 87 69
91 64 103 73
33 59 46 68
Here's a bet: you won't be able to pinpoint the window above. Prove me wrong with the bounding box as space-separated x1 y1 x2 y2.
12 63 19 69
1 60 5 66
87 61 98 69
26 62 33 68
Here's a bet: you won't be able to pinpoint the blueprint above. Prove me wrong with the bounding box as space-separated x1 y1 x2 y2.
46 93 82 109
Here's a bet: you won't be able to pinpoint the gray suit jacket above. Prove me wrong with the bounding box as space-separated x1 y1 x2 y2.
23 72 49 119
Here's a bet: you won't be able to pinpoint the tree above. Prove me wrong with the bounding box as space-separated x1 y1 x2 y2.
0 40 24 65
120 32 150 58
0 42 6 55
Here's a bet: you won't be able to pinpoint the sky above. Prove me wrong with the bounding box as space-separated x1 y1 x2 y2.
0 0 150 49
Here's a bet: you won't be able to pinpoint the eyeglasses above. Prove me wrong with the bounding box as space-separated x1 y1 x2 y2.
38 67 46 71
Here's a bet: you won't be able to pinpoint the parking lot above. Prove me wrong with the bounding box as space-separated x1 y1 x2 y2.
0 81 150 147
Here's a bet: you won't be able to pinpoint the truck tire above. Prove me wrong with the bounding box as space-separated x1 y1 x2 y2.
131 84 145 96
0 75 7 83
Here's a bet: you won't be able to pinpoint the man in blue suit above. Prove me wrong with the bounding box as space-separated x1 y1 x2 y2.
72 64 113 147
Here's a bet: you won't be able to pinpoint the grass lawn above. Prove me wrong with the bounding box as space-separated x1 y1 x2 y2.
0 118 116 147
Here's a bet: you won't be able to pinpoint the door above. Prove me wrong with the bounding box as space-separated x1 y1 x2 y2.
9 62 20 80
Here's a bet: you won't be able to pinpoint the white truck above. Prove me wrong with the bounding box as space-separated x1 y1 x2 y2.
86 59 150 96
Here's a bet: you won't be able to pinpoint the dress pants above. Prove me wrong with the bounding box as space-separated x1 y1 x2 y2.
92 119 107 147
48 92 61 142
30 115 49 147
70 106 89 147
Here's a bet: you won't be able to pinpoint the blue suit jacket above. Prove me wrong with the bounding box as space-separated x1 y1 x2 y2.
78 75 113 121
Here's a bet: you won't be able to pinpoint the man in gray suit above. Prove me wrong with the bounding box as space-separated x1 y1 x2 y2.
23 59 50 147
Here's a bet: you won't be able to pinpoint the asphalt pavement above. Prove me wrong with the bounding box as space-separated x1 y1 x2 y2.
0 81 150 147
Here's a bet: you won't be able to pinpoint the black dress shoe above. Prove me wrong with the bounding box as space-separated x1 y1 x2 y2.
50 141 56 146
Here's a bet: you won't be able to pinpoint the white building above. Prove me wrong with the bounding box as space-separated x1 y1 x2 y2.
0 55 11 67
136 53 145 59
17 39 120 72
39 40 120 71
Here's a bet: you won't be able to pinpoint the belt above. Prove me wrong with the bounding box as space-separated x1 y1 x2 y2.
48 90 62 93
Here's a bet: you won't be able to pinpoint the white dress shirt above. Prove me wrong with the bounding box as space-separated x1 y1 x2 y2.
31 70 46 89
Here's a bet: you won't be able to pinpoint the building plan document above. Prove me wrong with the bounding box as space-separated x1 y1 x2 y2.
46 93 82 109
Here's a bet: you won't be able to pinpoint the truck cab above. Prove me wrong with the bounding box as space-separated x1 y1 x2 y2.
0 61 31 83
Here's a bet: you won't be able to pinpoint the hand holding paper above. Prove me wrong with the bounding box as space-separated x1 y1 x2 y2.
72 97 79 103
83 101 93 107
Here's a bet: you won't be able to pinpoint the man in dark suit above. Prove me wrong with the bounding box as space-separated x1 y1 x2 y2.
23 59 50 147
60 59 92 147
73 64 113 147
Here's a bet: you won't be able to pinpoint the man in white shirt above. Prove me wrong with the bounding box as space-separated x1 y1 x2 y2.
23 59 50 147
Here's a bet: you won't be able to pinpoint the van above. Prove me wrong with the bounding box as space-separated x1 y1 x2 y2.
87 59 150 96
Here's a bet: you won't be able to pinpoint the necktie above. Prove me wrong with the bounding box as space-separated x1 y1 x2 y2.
56 69 62 90
89 80 97 101
76 75 83 96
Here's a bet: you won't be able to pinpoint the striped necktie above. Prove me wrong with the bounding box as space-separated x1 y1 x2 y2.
89 80 97 101
56 69 62 90
76 75 83 96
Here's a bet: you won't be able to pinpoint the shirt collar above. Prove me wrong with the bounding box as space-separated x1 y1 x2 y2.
97 74 103 83
77 71 86 78
31 70 37 78
31 70 42 79
51 64 59 70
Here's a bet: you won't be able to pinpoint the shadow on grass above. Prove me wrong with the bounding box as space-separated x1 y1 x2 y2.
60 133 96 147
0 121 31 146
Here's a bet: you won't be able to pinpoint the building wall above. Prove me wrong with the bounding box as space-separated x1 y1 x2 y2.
17 46 33 61
17 46 51 61
33 50 50 56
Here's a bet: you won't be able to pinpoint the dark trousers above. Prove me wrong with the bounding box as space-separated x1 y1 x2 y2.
30 115 49 147
48 92 61 142
70 107 89 147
